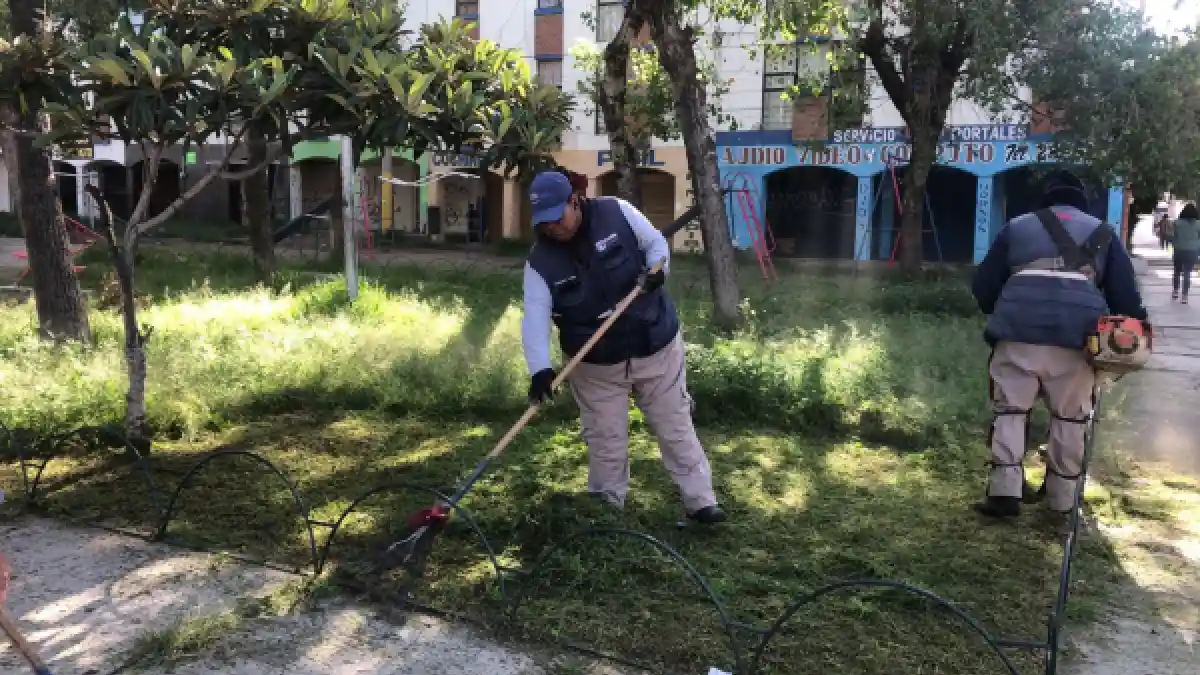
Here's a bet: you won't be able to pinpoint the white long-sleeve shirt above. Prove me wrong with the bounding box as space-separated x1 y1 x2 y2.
521 198 671 375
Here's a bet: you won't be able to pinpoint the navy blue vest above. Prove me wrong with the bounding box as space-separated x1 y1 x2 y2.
527 197 680 365
985 207 1111 350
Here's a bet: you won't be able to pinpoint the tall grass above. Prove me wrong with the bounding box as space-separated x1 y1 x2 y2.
0 250 991 448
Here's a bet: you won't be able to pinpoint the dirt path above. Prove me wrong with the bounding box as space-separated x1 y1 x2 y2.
0 516 624 675
1059 216 1200 675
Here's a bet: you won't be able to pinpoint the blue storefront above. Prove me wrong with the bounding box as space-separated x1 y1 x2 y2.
716 125 1124 264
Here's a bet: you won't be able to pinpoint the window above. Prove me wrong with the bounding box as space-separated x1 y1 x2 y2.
538 0 563 8
537 60 563 88
596 0 625 42
456 0 478 16
761 44 828 130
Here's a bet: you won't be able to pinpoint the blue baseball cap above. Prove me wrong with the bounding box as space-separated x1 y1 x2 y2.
529 171 574 227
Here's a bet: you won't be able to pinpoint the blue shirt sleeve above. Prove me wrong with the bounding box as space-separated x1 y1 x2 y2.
1101 236 1149 320
971 225 1011 315
617 198 671 273
521 262 554 375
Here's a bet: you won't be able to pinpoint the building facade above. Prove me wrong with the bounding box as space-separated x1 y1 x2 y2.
1 2 1127 263
403 0 1126 262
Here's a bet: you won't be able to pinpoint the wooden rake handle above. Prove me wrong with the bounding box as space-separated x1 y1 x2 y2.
482 257 668 462
0 606 52 675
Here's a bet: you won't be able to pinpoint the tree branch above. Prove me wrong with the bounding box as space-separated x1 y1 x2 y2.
860 10 911 125
128 142 165 228
219 145 284 181
132 128 282 235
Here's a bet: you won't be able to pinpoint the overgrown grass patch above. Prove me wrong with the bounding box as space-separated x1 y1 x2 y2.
0 248 1141 674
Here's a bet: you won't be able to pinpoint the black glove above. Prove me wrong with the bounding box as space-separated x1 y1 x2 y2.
528 368 557 404
641 268 666 294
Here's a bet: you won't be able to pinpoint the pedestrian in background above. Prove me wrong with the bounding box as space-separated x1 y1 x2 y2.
1155 213 1174 250
1172 203 1200 304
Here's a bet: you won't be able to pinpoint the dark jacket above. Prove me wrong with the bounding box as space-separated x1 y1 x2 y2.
527 197 680 364
972 206 1148 349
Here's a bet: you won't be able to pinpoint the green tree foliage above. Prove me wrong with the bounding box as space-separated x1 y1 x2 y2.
1013 14 1200 203
7 0 571 248
0 0 149 40
570 35 734 146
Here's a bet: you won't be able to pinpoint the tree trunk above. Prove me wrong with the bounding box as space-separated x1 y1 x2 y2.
898 127 938 272
860 7 968 275
241 129 275 282
85 185 151 454
1 0 91 342
601 11 644 207
643 2 741 329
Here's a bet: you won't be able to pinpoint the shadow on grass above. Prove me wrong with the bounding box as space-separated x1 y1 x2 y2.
0 409 1135 675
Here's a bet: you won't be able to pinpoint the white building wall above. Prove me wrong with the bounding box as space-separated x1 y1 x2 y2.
401 0 454 27
479 0 535 54
714 23 765 132
563 7 606 151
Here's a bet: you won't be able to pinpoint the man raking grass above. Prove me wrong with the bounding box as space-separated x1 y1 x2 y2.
521 171 727 525
384 174 719 576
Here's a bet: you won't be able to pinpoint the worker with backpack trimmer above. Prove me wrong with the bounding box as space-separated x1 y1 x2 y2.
971 172 1149 530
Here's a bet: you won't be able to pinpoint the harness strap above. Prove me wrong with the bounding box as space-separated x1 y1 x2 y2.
1045 465 1083 481
1051 412 1090 425
1033 209 1113 277
987 461 1024 469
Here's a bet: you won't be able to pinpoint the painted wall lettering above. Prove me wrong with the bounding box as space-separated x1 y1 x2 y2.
832 128 901 144
828 124 1029 144
722 146 787 166
597 148 667 167
431 151 482 168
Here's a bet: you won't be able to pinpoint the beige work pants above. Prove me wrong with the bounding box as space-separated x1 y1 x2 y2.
567 333 718 512
988 341 1096 512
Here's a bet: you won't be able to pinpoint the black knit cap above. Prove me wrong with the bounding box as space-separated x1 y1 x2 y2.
1041 170 1090 212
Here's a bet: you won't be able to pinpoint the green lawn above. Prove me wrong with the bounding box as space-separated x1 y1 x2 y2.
0 249 1138 674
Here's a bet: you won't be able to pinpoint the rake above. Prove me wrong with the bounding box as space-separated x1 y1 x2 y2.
0 606 53 675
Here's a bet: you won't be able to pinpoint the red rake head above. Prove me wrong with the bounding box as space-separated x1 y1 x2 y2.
406 504 451 530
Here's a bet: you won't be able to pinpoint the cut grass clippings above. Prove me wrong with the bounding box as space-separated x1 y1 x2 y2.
0 247 1143 675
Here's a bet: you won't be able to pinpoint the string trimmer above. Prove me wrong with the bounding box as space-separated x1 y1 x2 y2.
380 255 669 579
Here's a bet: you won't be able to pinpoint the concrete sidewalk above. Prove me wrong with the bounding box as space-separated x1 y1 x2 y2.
1113 218 1200 478
1059 216 1200 675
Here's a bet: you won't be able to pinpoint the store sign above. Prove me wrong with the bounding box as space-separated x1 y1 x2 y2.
431 150 482 168
721 146 788 166
597 148 666 167
51 138 94 160
720 140 1056 170
830 124 1030 144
